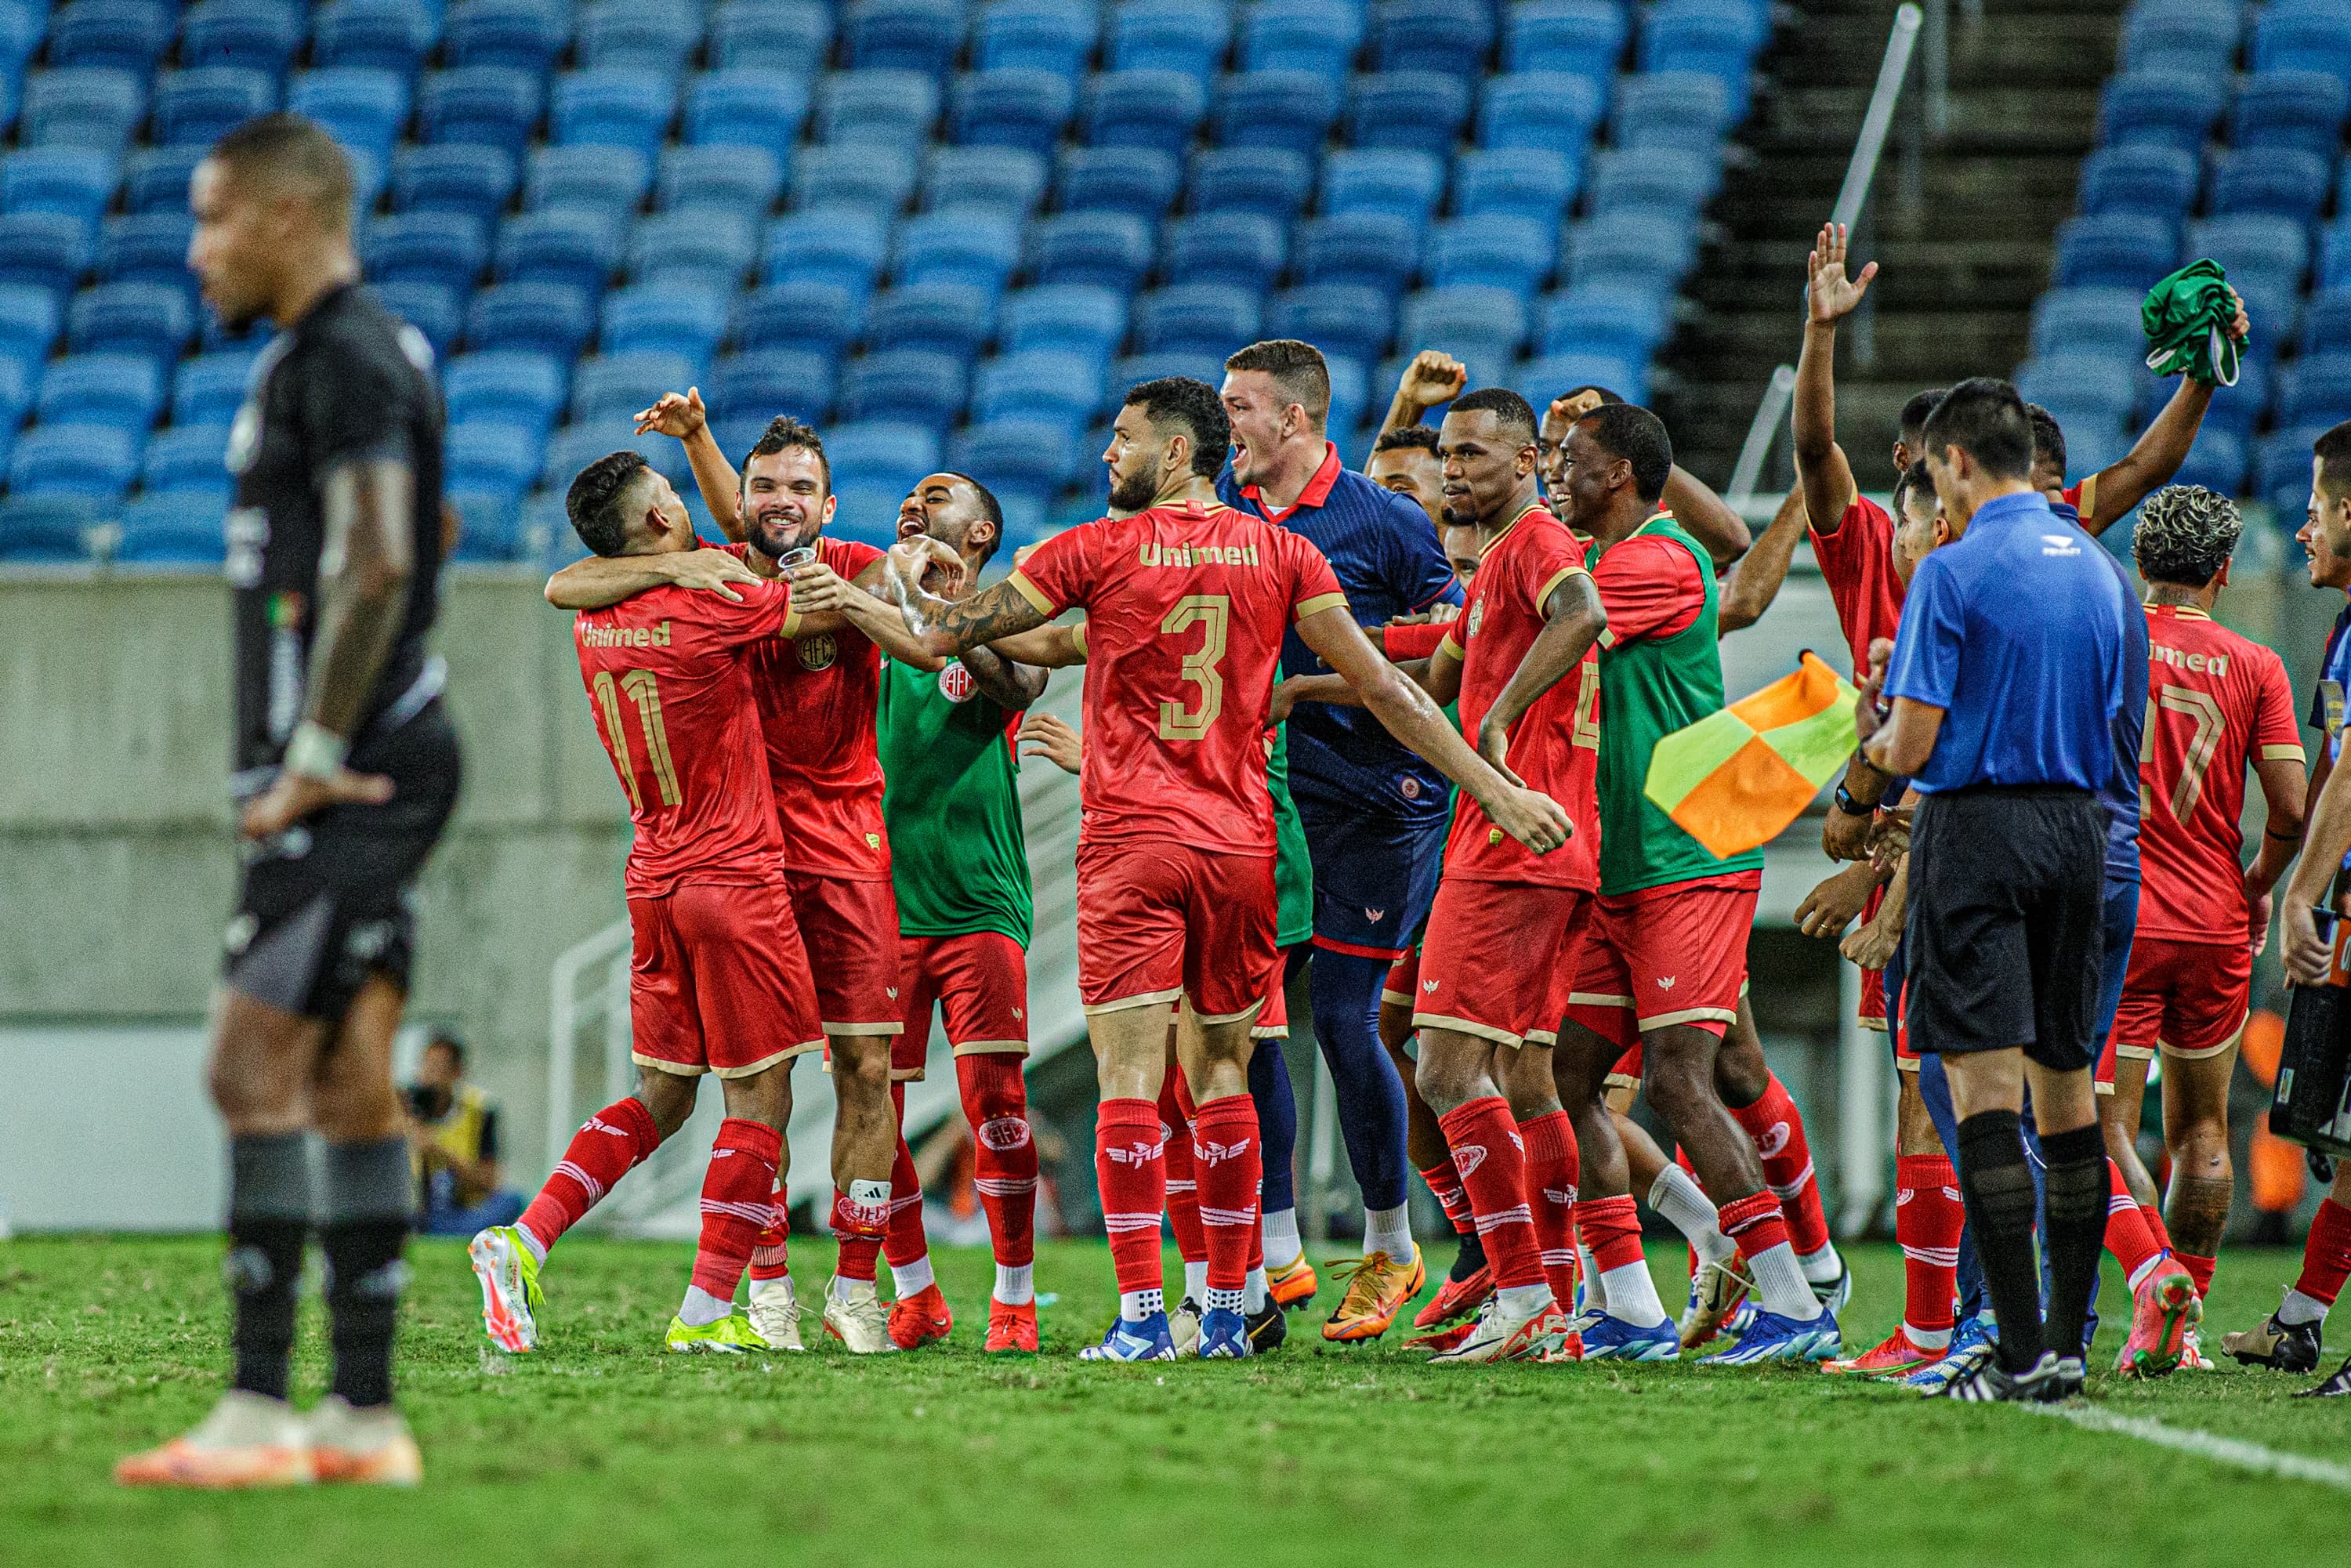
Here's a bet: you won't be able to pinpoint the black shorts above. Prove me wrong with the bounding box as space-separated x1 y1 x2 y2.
1903 785 2105 1072
223 699 462 1022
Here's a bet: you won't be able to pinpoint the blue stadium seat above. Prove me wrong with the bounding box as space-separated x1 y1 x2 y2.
1082 69 1209 154
2168 429 2248 495
0 212 92 299
552 69 678 160
975 0 1099 78
68 281 193 369
709 347 838 429
466 282 596 359
496 210 625 295
2123 0 2241 75
1563 210 1696 289
364 212 491 294
1026 210 1154 290
971 348 1105 431
542 424 688 492
444 0 572 74
2051 212 2183 291
1298 211 1419 292
1240 0 1364 76
36 352 164 433
394 145 520 223
0 283 61 376
574 351 700 422
2229 71 2350 158
1321 148 1446 223
2280 353 2351 427
2320 220 2351 291
1608 71 1729 152
1640 0 1767 117
2027 287 2146 362
2075 143 2199 221
2258 422 2329 502
578 0 705 72
2 149 117 231
845 0 965 73
817 69 942 148
1505 0 1626 76
171 348 259 425
1058 145 1182 216
151 68 277 147
660 146 785 215
0 0 34 71
417 67 544 156
687 68 813 149
864 281 996 357
0 357 33 433
0 492 102 558
1189 147 1313 219
121 147 206 215
792 143 920 212
2188 214 2310 300
1454 148 1575 222
951 68 1079 156
98 214 194 295
628 212 759 292
710 0 834 70
1135 283 1262 357
116 493 230 566
826 421 941 538
1479 71 1603 154
1349 71 1472 158
288 68 411 162
763 210 893 295
47 0 174 74
447 425 538 521
2097 68 2227 155
951 419 1076 535
1536 282 1668 363
2253 0 2351 85
1267 284 1394 368
839 348 969 431
602 285 730 368
312 0 440 74
2211 147 2331 222
1374 0 1497 78
1107 348 1225 401
922 145 1051 213
1213 71 1342 156
21 69 144 150
180 0 304 75
1521 349 1645 410
2167 358 2266 440
527 145 654 223
1325 354 1370 433
1584 144 1715 216
374 281 464 355
1000 284 1128 360
140 423 233 498
1164 211 1286 290
2014 354 2139 424
1400 283 1528 360
733 281 865 358
1109 0 1233 84
893 210 1023 295
2303 287 2351 355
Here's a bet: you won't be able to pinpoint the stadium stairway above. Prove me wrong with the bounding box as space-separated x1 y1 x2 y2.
1661 0 2125 480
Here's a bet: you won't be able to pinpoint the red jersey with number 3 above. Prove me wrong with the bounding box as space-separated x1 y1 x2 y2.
1437 505 1599 888
1809 494 1905 683
574 579 800 898
1011 499 1347 856
2135 604 2303 941
724 535 891 881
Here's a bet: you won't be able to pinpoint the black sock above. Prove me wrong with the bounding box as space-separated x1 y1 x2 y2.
226 1132 310 1402
1451 1224 1487 1282
2038 1122 2109 1363
321 1137 414 1409
1954 1110 2046 1374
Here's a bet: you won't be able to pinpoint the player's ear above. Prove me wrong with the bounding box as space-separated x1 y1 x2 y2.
820 491 837 526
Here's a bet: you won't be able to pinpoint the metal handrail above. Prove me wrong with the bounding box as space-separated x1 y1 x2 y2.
1831 3 1925 232
1726 364 1797 510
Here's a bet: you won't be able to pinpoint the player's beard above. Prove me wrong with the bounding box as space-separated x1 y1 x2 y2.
748 510 806 559
1107 465 1157 515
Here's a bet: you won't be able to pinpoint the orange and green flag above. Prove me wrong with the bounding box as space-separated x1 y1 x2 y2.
1643 652 1860 860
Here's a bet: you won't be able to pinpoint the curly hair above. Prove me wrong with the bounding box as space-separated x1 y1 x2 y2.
2133 484 2242 588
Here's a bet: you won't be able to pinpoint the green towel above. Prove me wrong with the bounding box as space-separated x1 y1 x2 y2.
2142 259 2242 387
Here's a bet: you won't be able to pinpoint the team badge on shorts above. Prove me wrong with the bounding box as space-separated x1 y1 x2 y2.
939 662 976 702
797 633 839 672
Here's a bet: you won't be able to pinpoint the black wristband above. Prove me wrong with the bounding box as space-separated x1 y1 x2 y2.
1834 782 1880 817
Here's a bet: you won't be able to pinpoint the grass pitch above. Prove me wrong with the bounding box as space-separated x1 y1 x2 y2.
7 1234 2351 1567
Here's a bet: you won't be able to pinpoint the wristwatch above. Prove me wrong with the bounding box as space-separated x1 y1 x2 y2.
284 720 349 780
1833 781 1878 818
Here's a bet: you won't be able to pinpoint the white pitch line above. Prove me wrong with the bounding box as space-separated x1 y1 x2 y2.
2022 1400 2351 1490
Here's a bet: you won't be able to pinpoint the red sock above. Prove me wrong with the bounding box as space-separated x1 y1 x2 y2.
2296 1198 2351 1305
2104 1160 2164 1288
2139 1201 2175 1257
1578 1193 1645 1275
1729 1073 1831 1257
1716 1190 1791 1261
692 1117 781 1300
1193 1094 1262 1297
831 1184 889 1283
1518 1110 1579 1309
1418 1160 1475 1237
1158 1076 1205 1264
748 1180 791 1284
1894 1153 1962 1336
520 1095 659 1253
882 1129 926 1271
959 1053 1036 1269
2177 1250 2216 1300
1096 1096 1169 1298
1436 1096 1541 1291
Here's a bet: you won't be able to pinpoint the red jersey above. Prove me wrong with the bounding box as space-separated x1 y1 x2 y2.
1011 498 1347 856
726 535 891 881
2135 604 2303 941
1437 505 1599 888
1809 494 1905 683
573 579 802 899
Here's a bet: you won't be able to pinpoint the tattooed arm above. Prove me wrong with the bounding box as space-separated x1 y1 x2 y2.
958 640 1049 711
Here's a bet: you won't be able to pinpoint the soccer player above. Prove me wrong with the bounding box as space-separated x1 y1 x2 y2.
470 454 823 1365
120 114 458 1489
2098 486 2306 1375
1366 422 1447 525
852 376 1571 1360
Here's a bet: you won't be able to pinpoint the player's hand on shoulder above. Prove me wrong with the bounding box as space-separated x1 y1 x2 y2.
633 387 707 440
662 547 763 601
784 557 858 615
1018 711 1083 775
239 764 393 841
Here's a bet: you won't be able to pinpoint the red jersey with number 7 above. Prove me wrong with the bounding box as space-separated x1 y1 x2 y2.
574 578 803 898
2135 603 2303 941
1010 499 1347 856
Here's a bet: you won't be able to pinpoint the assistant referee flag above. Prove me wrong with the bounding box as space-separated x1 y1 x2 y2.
1643 652 1860 858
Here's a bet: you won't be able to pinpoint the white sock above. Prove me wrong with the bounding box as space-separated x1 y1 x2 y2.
1206 1284 1244 1313
891 1255 935 1298
1647 1168 1733 1264
994 1262 1034 1306
1601 1261 1668 1327
830 1274 875 1304
514 1222 548 1267
1799 1241 1843 1284
2280 1287 2331 1326
1119 1287 1165 1323
1497 1281 1550 1316
751 1272 793 1300
1262 1207 1303 1269
1244 1266 1268 1313
1902 1319 1953 1352
678 1284 732 1327
1748 1240 1823 1320
1183 1259 1209 1302
1364 1202 1414 1259
1578 1244 1607 1311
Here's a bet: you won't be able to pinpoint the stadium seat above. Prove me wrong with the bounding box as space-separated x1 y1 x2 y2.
36 351 165 433
552 69 679 160
976 0 1099 78
68 281 192 369
1240 0 1365 76
687 68 814 150
574 351 701 422
827 422 941 539
444 350 571 434
839 349 969 431
1135 283 1262 358
1349 71 1472 159
444 0 573 74
628 212 759 293
116 493 231 565
150 68 277 147
170 348 259 425
2188 214 2311 300
1505 0 1628 76
46 0 174 74
763 210 893 296
710 0 834 70
0 283 62 376
2051 212 2183 292
659 145 786 215
1400 283 1529 360
1266 283 1394 368
2278 351 2351 428
1480 71 1604 155
543 423 688 491
577 0 704 72
950 418 1076 534
0 212 92 299
709 347 838 429
733 280 864 357
2303 287 2351 355
417 67 545 157
393 146 520 223
1585 144 1715 216
2168 428 2248 496
1537 282 1669 363
2097 67 2229 154
970 347 1104 432
288 68 411 162
2 149 117 232
845 0 964 74
602 285 730 369
2074 143 2199 221
447 494 530 563
312 0 440 74
864 281 996 359
466 281 596 361
2168 358 2266 440
1026 211 1154 291
921 146 1051 214
1110 0 1233 84
2228 71 2350 158
1563 210 1697 289
1298 211 1420 292
527 146 654 223
2014 354 2139 425
496 210 625 295
1321 148 1446 224
375 281 464 355
1189 147 1313 219
1373 0 1498 79
2210 147 2331 223
1000 284 1128 361
1056 146 1183 217
2027 287 2146 363
893 210 1024 295
177 0 303 76
951 68 1079 156
1108 348 1226 403
1213 71 1342 156
817 69 942 148
2122 0 2242 75
0 493 101 559
792 144 920 213
21 68 145 150
140 423 233 498
1641 0 1768 117
1164 212 1287 292
121 147 206 215
364 212 492 294
1081 69 1209 154
1454 148 1575 222
1609 70 1730 151
1521 349 1646 410
2252 0 2351 85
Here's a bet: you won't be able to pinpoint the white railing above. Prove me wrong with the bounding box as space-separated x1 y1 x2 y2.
1831 3 1925 232
1725 364 1797 511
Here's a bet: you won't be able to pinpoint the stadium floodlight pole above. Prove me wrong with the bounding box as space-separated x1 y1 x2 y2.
1829 2 1924 234
1724 363 1795 512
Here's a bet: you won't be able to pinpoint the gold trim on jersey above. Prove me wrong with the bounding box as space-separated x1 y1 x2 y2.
1294 590 1348 621
1008 570 1056 617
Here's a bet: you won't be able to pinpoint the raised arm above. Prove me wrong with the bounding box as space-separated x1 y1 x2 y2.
1475 572 1607 773
636 389 747 539
1795 222 1877 541
1717 487 1809 635
544 546 764 609
1375 350 1469 448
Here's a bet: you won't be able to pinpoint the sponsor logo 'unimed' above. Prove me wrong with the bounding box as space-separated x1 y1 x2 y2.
1138 541 1262 568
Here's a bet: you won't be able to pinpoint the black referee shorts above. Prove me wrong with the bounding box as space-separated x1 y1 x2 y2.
1904 784 2105 1072
223 699 462 1023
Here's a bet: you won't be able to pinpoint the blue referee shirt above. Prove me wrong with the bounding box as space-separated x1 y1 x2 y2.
1219 444 1462 818
1883 490 2132 795
2048 493 2147 884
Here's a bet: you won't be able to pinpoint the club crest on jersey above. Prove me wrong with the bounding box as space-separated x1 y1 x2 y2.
1467 599 1486 637
796 632 838 671
939 661 977 702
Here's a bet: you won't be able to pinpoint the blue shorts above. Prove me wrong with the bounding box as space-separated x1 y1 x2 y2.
1295 798 1446 961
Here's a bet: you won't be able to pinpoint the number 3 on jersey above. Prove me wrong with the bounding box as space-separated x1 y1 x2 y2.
592 668 683 809
1159 594 1230 741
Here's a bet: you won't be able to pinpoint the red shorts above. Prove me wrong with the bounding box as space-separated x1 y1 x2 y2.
1381 946 1419 1010
1075 840 1277 1021
628 881 823 1079
1566 873 1759 1050
1894 976 1920 1072
1254 969 1289 1039
1605 1043 1643 1092
892 931 1031 1081
2105 936 2251 1081
1413 877 1593 1048
1857 884 1889 1031
787 870 904 1037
